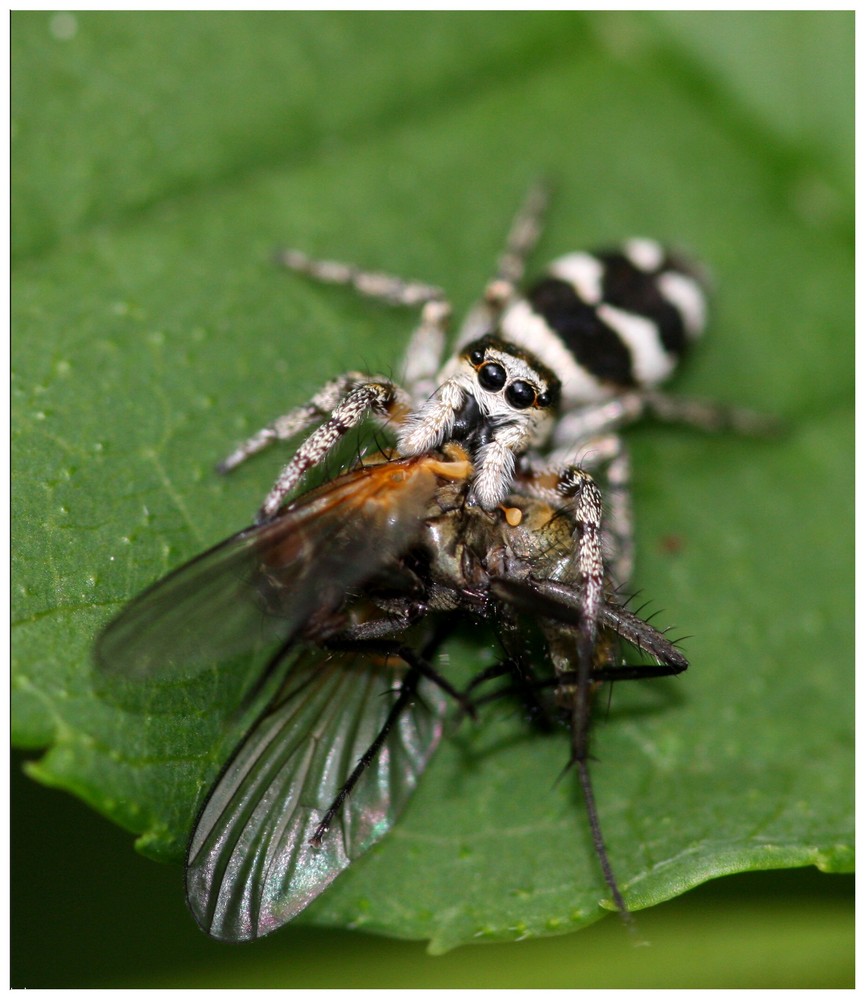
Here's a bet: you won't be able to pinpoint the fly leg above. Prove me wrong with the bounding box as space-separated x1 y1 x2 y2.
309 634 466 847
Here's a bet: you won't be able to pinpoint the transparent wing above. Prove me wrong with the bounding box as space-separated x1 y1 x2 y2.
95 457 443 681
186 645 448 941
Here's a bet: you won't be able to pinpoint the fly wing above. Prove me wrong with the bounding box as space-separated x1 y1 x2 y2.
95 457 442 681
186 645 448 941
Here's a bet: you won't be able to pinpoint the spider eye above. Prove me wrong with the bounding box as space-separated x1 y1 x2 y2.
469 347 486 366
478 362 507 391
536 390 552 408
505 380 535 409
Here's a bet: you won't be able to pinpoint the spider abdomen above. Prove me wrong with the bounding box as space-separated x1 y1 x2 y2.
500 239 707 404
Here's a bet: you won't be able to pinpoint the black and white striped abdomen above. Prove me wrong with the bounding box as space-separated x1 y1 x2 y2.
499 238 707 405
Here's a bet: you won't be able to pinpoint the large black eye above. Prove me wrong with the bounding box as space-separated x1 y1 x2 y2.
478 362 507 391
505 380 535 409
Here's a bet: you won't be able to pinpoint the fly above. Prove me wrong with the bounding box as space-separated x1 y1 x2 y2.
96 445 686 940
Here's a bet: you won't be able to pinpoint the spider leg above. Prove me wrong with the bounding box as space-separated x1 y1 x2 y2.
593 438 633 591
533 432 634 591
514 447 622 588
641 389 782 437
544 387 777 588
548 466 605 743
256 378 411 519
494 178 551 289
550 393 645 450
276 247 446 309
512 461 607 685
276 241 455 413
400 299 452 404
550 387 780 449
457 179 551 347
218 370 400 474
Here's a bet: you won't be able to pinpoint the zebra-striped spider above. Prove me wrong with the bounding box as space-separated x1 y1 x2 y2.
222 182 771 589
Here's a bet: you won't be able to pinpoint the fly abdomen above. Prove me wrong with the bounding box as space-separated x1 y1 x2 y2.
499 239 707 405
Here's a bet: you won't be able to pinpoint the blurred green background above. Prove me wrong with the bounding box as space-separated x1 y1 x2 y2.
12 11 852 987
10 754 854 987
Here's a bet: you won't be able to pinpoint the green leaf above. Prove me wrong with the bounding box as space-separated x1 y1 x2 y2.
13 11 852 956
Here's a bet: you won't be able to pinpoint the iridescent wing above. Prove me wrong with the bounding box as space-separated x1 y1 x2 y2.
186 644 448 941
95 455 449 681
